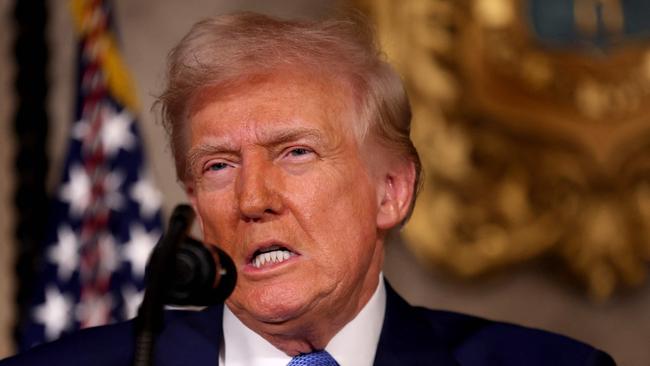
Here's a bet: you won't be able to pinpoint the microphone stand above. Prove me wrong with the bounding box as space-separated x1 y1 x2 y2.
132 204 195 366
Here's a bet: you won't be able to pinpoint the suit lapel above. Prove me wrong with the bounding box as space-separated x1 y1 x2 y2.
155 305 224 366
373 281 459 366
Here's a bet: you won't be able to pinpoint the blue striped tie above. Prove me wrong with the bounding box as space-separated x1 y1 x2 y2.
287 350 339 366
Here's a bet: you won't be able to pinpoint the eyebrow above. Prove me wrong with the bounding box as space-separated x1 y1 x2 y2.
258 127 326 148
186 126 327 172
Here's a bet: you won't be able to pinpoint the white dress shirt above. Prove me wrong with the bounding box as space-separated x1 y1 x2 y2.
219 275 387 366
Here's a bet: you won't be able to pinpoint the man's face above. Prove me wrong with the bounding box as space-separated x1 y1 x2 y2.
185 72 386 338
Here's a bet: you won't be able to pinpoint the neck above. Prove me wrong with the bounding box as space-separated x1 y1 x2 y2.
233 259 383 356
260 267 381 355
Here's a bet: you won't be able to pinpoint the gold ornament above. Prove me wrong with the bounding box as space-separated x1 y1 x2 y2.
354 0 650 300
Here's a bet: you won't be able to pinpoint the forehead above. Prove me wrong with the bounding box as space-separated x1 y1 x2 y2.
188 71 357 140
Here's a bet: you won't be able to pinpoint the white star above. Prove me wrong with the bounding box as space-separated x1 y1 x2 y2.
100 107 135 156
33 286 73 341
71 104 136 157
122 285 144 319
75 293 113 328
122 224 160 278
59 165 91 217
47 226 80 281
130 174 162 219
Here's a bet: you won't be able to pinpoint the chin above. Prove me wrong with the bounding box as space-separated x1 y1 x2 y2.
232 281 316 324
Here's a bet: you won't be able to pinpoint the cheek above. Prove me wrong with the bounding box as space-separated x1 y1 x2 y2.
294 168 378 253
194 192 237 245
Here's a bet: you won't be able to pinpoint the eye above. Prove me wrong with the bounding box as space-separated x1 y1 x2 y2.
206 161 230 172
288 148 311 157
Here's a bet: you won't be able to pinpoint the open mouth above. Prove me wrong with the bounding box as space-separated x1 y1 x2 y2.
250 245 297 269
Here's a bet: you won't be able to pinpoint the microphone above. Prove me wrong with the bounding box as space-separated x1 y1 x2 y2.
134 204 236 366
143 204 237 307
164 236 237 306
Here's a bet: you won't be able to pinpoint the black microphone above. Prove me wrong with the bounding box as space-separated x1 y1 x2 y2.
135 204 196 366
142 205 237 307
164 236 237 306
134 204 237 366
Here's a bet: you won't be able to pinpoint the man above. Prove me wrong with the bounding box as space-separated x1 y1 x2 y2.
2 12 615 366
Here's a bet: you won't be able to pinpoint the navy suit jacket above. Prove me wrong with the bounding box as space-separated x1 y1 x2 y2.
1 282 615 365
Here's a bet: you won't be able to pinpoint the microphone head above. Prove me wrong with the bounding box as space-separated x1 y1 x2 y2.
164 237 237 306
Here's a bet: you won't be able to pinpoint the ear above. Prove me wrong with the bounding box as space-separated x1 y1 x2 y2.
376 160 416 230
184 181 205 234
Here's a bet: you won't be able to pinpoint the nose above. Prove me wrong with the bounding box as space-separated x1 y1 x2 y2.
236 156 283 222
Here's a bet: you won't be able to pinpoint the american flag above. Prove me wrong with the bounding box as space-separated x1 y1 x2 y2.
19 0 162 349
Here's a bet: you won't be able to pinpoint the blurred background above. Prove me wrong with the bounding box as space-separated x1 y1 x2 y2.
0 0 648 365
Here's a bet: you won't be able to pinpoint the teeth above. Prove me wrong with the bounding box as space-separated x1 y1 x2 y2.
252 249 294 268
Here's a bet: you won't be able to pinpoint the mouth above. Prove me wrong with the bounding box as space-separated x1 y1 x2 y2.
248 244 298 269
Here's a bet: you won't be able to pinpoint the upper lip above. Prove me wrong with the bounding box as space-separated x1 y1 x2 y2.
245 240 299 264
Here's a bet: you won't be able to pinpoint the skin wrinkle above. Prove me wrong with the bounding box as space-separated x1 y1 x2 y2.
187 127 332 181
185 70 414 355
179 69 362 181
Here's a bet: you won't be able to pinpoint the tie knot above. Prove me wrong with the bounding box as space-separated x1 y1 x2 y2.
287 350 339 366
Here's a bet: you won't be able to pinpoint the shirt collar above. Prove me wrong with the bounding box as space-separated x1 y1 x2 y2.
326 275 386 366
221 275 386 366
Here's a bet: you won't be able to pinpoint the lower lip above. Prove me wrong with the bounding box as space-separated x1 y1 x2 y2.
243 254 300 274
